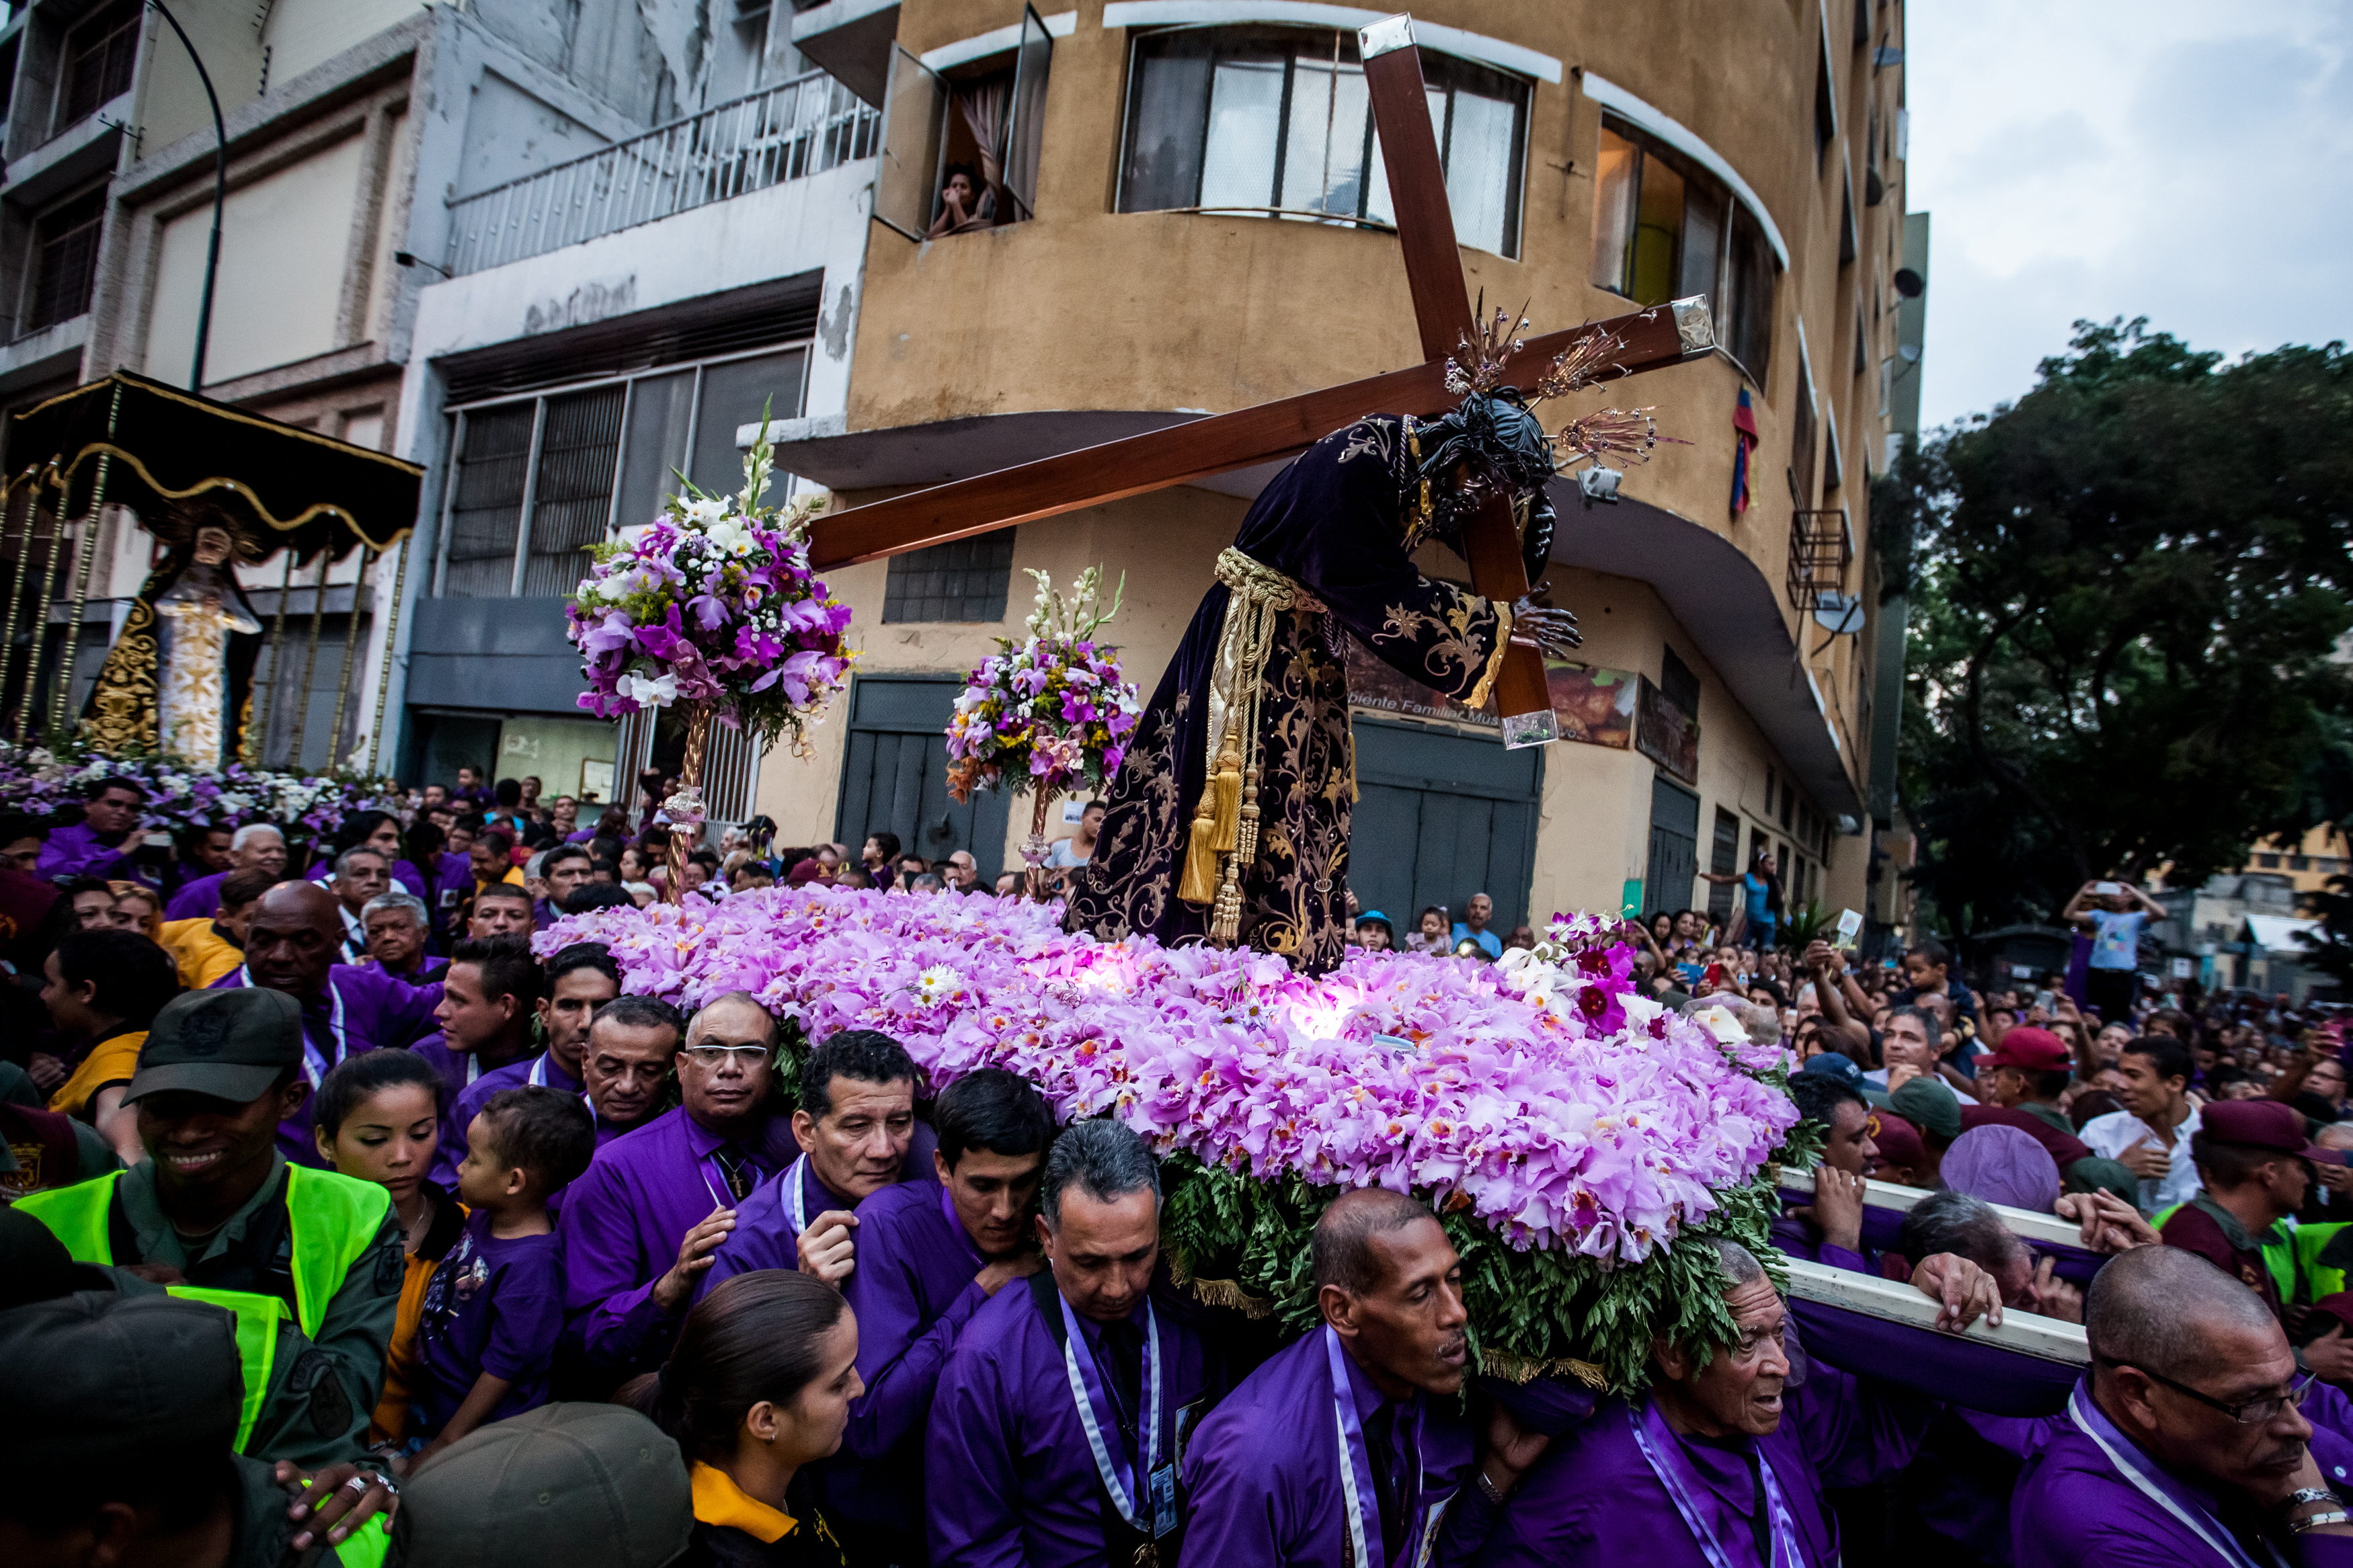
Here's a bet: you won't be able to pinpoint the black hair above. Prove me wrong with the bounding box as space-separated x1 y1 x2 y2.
0 1448 239 1536
333 810 399 857
53 929 180 1031
942 161 980 187
2122 1035 2195 1088
85 776 146 802
543 843 594 873
801 1029 919 1120
594 993 685 1039
473 1085 598 1194
450 934 543 1009
314 1049 445 1139
475 826 516 858
934 1067 1053 1170
622 1270 849 1462
1414 388 1557 536
404 818 446 866
2188 1130 2289 1192
2027 1067 2075 1100
547 941 623 991
0 811 45 845
865 830 902 863
175 821 231 855
493 778 522 808
1907 938 1952 970
1786 1071 1869 1130
1311 1188 1439 1295
473 879 532 907
561 882 634 914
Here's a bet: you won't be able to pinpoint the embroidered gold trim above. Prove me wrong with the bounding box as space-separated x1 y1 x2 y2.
1463 599 1513 711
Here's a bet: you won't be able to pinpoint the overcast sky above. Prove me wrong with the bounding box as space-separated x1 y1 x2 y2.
1903 0 2352 429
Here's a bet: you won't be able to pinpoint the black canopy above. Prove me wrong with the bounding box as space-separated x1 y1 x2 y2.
6 370 425 561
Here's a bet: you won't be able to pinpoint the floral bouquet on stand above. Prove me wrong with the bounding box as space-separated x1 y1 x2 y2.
945 567 1140 893
568 426 854 899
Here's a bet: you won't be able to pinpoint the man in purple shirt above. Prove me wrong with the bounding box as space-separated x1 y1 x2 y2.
555 992 796 1388
575 993 684 1147
707 1028 936 1290
928 1118 1211 1567
2015 1244 2353 1567
417 935 543 1182
1455 1237 2001 1568
446 942 617 1158
165 822 287 919
1775 1072 1882 1274
36 776 145 880
829 1068 1055 1562
208 881 442 1164
533 844 595 932
1181 1189 1499 1568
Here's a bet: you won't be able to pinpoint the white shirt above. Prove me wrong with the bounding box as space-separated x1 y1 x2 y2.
2079 1105 2204 1215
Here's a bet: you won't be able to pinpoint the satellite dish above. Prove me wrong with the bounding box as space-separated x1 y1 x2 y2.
1812 591 1865 638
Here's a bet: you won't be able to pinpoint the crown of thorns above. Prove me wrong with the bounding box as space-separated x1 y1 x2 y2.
1440 298 1664 471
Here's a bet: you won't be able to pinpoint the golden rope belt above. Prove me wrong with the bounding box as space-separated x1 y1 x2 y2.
1178 548 1324 940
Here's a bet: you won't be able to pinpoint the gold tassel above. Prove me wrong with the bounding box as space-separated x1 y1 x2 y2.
1179 735 1242 906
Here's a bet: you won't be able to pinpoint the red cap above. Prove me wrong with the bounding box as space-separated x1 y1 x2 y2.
1981 1027 2071 1075
2198 1098 2346 1166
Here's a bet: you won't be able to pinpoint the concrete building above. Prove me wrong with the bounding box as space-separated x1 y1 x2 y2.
2151 872 2339 1005
717 0 1926 932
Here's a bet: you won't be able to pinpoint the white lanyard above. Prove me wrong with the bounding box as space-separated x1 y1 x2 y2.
2067 1384 2284 1568
1058 1295 1161 1528
251 967 346 1086
527 1053 596 1114
1327 1326 1437 1568
786 1153 810 1233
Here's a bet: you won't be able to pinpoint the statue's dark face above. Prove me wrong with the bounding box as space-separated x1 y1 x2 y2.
192 526 233 567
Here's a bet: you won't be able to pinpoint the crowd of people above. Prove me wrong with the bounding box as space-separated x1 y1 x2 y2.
7 767 2353 1567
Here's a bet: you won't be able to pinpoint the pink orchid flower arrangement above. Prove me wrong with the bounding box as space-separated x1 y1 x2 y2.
567 428 853 755
945 567 1140 803
539 886 1800 1379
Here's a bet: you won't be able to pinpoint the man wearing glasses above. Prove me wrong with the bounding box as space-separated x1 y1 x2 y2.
555 991 797 1391
2016 1243 2353 1565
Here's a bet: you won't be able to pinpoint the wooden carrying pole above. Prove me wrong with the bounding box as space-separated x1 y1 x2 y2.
1778 1165 2088 1251
1781 1257 2091 1366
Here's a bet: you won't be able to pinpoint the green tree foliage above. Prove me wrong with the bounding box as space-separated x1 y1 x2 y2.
1896 319 2353 936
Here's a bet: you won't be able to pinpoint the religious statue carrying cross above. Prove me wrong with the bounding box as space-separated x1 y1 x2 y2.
805 14 1716 970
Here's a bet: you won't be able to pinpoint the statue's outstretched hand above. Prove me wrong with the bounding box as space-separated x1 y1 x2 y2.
1512 585 1581 655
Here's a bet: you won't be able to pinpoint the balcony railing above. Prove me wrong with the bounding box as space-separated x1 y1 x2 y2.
444 71 881 276
1786 507 1853 613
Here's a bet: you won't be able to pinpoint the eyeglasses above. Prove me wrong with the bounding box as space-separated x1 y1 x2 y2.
681 1045 771 1069
2099 1360 2315 1424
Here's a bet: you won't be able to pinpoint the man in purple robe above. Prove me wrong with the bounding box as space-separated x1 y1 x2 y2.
2015 1244 2353 1566
555 992 796 1387
928 1118 1213 1567
444 942 617 1154
415 934 542 1183
1181 1188 1538 1568
1455 1237 2003 1568
207 881 442 1165
1776 1071 1881 1274
36 776 146 880
827 1068 1055 1563
575 993 684 1148
165 822 288 919
705 1028 936 1290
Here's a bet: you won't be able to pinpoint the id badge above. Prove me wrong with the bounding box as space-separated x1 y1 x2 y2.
1150 1463 1179 1538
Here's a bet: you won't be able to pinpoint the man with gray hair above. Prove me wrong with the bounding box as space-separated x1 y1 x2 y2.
1455 1235 2003 1565
329 846 391 961
2013 1245 2353 1565
927 1118 1211 1566
164 819 288 919
360 888 443 986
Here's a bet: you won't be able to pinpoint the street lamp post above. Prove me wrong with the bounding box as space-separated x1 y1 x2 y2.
145 1 225 393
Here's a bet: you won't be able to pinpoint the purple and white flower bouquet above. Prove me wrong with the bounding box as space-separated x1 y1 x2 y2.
0 739 397 848
539 886 1807 1388
945 567 1140 807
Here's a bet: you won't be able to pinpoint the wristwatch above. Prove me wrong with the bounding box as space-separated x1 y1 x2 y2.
2284 1488 2341 1512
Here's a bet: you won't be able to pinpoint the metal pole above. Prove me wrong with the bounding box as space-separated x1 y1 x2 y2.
326 547 372 770
364 538 408 775
48 384 122 736
256 548 294 759
0 481 34 716
286 548 329 769
17 491 65 742
147 2 228 390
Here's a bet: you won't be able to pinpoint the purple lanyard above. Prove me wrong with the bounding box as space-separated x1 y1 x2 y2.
2067 1383 2284 1568
1626 1399 1808 1568
1057 1294 1160 1526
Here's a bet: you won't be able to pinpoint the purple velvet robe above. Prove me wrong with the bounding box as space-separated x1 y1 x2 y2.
2015 1380 2353 1568
165 869 231 920
36 821 133 880
1462 1368 1936 1567
207 963 442 1164
927 1282 1213 1568
1180 1325 1474 1568
553 1104 796 1378
413 1036 547 1185
823 1178 990 1534
703 1122 943 1292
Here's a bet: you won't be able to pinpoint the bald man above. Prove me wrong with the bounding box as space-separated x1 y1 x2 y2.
208 880 443 1163
2014 1245 2353 1566
556 992 799 1387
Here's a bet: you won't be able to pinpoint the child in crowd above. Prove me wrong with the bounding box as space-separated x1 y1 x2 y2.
407 1085 598 1465
313 1050 467 1450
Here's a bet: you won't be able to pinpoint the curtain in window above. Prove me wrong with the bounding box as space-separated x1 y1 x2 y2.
955 75 1012 224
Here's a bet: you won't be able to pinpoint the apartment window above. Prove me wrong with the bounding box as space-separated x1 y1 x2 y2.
24 188 106 333
57 1 140 132
1812 32 1836 167
437 345 809 599
1707 807 1741 924
1660 645 1700 718
2292 856 2312 872
883 535 1015 623
1118 28 1530 257
1790 353 1819 506
1592 118 1773 378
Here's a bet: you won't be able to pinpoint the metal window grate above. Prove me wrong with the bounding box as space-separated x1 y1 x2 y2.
444 71 879 276
58 1 138 131
443 406 536 597
24 190 104 333
1786 507 1852 612
883 536 1015 623
522 386 627 597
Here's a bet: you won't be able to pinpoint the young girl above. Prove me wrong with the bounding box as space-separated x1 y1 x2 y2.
626 1272 862 1566
313 1050 465 1452
1404 906 1450 955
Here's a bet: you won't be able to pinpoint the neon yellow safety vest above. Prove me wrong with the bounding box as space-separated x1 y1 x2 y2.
2295 1222 2352 1303
2153 1201 2303 1306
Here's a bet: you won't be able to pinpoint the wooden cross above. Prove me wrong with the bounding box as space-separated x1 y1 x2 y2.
807 13 1715 746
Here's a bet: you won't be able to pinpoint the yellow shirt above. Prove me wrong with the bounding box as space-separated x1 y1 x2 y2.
49 1030 147 1118
156 917 243 991
690 1462 797 1544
